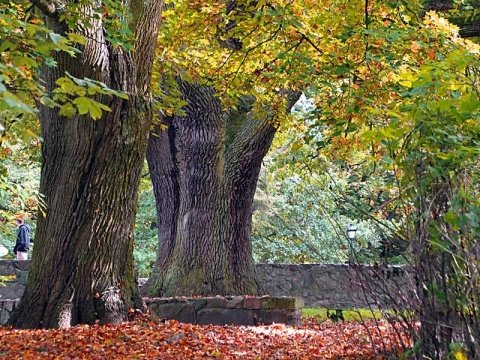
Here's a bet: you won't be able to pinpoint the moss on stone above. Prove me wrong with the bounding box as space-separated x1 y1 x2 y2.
261 296 304 310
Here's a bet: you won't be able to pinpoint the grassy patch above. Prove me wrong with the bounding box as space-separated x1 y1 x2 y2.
302 308 383 322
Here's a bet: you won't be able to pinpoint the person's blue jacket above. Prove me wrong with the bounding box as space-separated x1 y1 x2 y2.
13 224 31 254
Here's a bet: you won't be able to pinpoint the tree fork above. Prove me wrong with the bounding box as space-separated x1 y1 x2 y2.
143 81 301 297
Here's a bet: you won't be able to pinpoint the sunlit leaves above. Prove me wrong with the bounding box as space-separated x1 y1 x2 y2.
0 0 129 217
155 0 370 114
56 0 134 51
47 73 129 120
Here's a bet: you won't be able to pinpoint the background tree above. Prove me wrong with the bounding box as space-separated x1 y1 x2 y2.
143 80 300 296
425 0 480 38
133 174 158 277
142 0 408 296
7 0 164 329
142 0 334 296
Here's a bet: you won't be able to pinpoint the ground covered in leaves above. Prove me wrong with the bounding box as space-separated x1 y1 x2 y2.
0 317 411 359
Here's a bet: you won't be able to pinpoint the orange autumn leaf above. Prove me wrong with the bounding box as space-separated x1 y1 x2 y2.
0 317 411 359
410 41 420 53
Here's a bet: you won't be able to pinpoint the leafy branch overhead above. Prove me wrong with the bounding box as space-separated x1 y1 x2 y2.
1 0 134 122
47 73 129 120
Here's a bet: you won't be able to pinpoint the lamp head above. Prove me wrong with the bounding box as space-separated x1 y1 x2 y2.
347 224 357 239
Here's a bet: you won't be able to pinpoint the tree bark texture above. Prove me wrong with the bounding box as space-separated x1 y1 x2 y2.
425 0 480 37
8 0 163 329
143 80 300 297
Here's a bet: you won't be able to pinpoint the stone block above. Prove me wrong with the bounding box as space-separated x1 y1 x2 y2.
0 308 10 325
0 300 18 326
262 297 304 311
205 297 228 308
243 297 262 310
18 271 29 286
2 300 16 312
143 298 154 305
149 302 196 324
197 308 255 326
256 309 302 326
192 298 207 311
226 296 244 309
153 298 170 305
15 260 30 271
0 282 24 301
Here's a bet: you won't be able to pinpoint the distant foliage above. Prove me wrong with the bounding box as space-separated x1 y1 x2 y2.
133 175 158 278
252 123 403 265
0 154 39 252
307 6 480 358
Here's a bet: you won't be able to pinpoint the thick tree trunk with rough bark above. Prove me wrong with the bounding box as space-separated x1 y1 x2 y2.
142 81 300 297
8 0 163 329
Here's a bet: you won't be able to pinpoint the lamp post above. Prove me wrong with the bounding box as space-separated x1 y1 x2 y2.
347 224 357 264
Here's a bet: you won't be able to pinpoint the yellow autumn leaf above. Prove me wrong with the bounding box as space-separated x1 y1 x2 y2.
452 349 468 360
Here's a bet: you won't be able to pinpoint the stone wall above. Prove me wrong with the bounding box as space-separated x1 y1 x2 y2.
256 263 413 309
0 261 413 325
0 260 29 301
145 296 303 326
0 300 19 325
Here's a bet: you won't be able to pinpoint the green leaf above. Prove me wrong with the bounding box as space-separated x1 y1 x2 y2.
73 97 93 115
59 103 77 117
48 32 64 44
89 103 103 119
89 102 111 120
444 212 460 227
66 32 86 45
0 40 16 53
459 94 480 113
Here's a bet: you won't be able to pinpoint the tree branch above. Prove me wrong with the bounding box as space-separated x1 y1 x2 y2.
29 0 60 17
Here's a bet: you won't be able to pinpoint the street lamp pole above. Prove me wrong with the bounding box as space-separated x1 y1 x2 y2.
347 224 357 264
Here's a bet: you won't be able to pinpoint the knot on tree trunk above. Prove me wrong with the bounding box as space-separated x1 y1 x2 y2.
97 286 127 325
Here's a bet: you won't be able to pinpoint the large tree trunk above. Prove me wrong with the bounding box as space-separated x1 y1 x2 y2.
142 81 300 297
8 0 163 329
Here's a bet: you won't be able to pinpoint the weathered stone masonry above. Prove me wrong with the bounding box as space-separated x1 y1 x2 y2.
0 260 29 301
1 261 413 325
256 263 413 309
0 260 29 325
145 296 304 326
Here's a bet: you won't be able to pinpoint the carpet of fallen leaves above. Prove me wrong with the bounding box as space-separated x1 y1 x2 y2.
0 317 412 359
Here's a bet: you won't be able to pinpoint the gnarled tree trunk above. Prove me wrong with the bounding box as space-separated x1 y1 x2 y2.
8 0 163 329
142 80 300 297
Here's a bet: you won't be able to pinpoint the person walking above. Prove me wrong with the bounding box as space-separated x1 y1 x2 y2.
13 218 31 260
